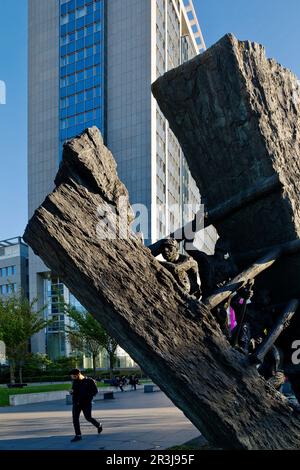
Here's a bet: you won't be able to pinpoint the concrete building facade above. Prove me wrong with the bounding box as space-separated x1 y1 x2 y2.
28 0 214 360
0 237 29 363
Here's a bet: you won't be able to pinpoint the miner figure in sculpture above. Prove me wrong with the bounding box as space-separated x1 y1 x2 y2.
158 238 201 299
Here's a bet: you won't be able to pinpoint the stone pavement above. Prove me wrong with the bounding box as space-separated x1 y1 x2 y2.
0 389 200 450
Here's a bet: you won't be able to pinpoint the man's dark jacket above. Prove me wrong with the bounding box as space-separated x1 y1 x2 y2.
72 377 98 405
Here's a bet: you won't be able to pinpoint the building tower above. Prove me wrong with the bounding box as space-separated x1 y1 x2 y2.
28 0 214 359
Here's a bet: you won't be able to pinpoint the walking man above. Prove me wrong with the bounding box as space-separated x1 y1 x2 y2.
69 368 103 442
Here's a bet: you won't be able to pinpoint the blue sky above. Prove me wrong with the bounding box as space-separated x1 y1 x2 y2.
0 0 299 241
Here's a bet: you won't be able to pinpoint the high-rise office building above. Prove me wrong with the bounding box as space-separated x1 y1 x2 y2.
0 237 29 363
28 0 214 359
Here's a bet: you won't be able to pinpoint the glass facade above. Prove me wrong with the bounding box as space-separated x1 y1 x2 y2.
44 276 67 359
57 1 106 359
59 0 105 151
155 0 201 241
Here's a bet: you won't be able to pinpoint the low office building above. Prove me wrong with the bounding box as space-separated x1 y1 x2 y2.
0 237 29 364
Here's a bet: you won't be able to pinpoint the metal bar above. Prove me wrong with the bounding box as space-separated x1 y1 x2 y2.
249 299 299 365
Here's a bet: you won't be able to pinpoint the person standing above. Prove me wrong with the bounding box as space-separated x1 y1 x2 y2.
69 368 103 442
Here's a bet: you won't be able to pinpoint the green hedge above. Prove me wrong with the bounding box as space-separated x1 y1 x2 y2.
0 367 146 384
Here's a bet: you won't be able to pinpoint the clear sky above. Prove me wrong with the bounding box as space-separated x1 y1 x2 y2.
0 0 299 241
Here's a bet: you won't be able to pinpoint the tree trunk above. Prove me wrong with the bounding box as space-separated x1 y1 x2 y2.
9 360 15 385
24 127 300 450
109 352 115 379
92 353 96 379
19 364 23 384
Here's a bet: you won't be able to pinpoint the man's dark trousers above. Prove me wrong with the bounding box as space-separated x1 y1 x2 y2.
72 401 100 436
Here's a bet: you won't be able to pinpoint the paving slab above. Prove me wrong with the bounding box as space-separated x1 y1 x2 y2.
0 389 200 450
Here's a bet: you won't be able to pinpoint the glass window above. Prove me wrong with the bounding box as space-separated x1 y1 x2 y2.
85 56 93 68
67 83 76 95
76 102 85 114
76 29 84 40
67 126 77 138
61 14 69 25
67 105 76 116
94 53 101 66
60 24 68 37
61 36 68 46
60 66 67 77
94 22 101 32
86 88 93 100
85 77 93 89
76 80 84 93
67 21 75 34
67 0 75 13
76 112 85 124
76 38 84 50
85 13 94 26
76 50 84 61
85 34 94 47
76 91 84 103
86 110 93 121
68 116 76 127
95 10 101 22
60 45 67 57
76 17 85 29
85 99 94 111
60 87 67 98
94 31 101 43
67 62 76 75
86 25 93 36
85 67 93 79
60 129 67 141
94 86 101 97
68 95 75 106
85 46 93 57
76 6 86 18
76 70 84 81
61 119 67 129
67 41 75 54
61 3 68 16
95 43 101 55
67 74 76 85
68 53 76 64
61 108 67 119
76 60 84 72
86 4 94 14
94 74 101 86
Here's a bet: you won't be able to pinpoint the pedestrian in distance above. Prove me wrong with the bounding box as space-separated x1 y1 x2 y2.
69 368 103 442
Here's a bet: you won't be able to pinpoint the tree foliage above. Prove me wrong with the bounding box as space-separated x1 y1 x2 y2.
0 292 49 383
66 306 118 377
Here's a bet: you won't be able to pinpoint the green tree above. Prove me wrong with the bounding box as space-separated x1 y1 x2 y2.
0 292 49 384
66 307 118 378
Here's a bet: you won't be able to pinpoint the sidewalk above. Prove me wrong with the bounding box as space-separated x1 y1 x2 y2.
0 389 200 450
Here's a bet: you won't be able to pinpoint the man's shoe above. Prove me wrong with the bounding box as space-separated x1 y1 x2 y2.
97 424 103 434
71 435 82 442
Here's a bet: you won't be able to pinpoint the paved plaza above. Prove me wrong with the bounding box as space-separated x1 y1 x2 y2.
0 389 200 451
